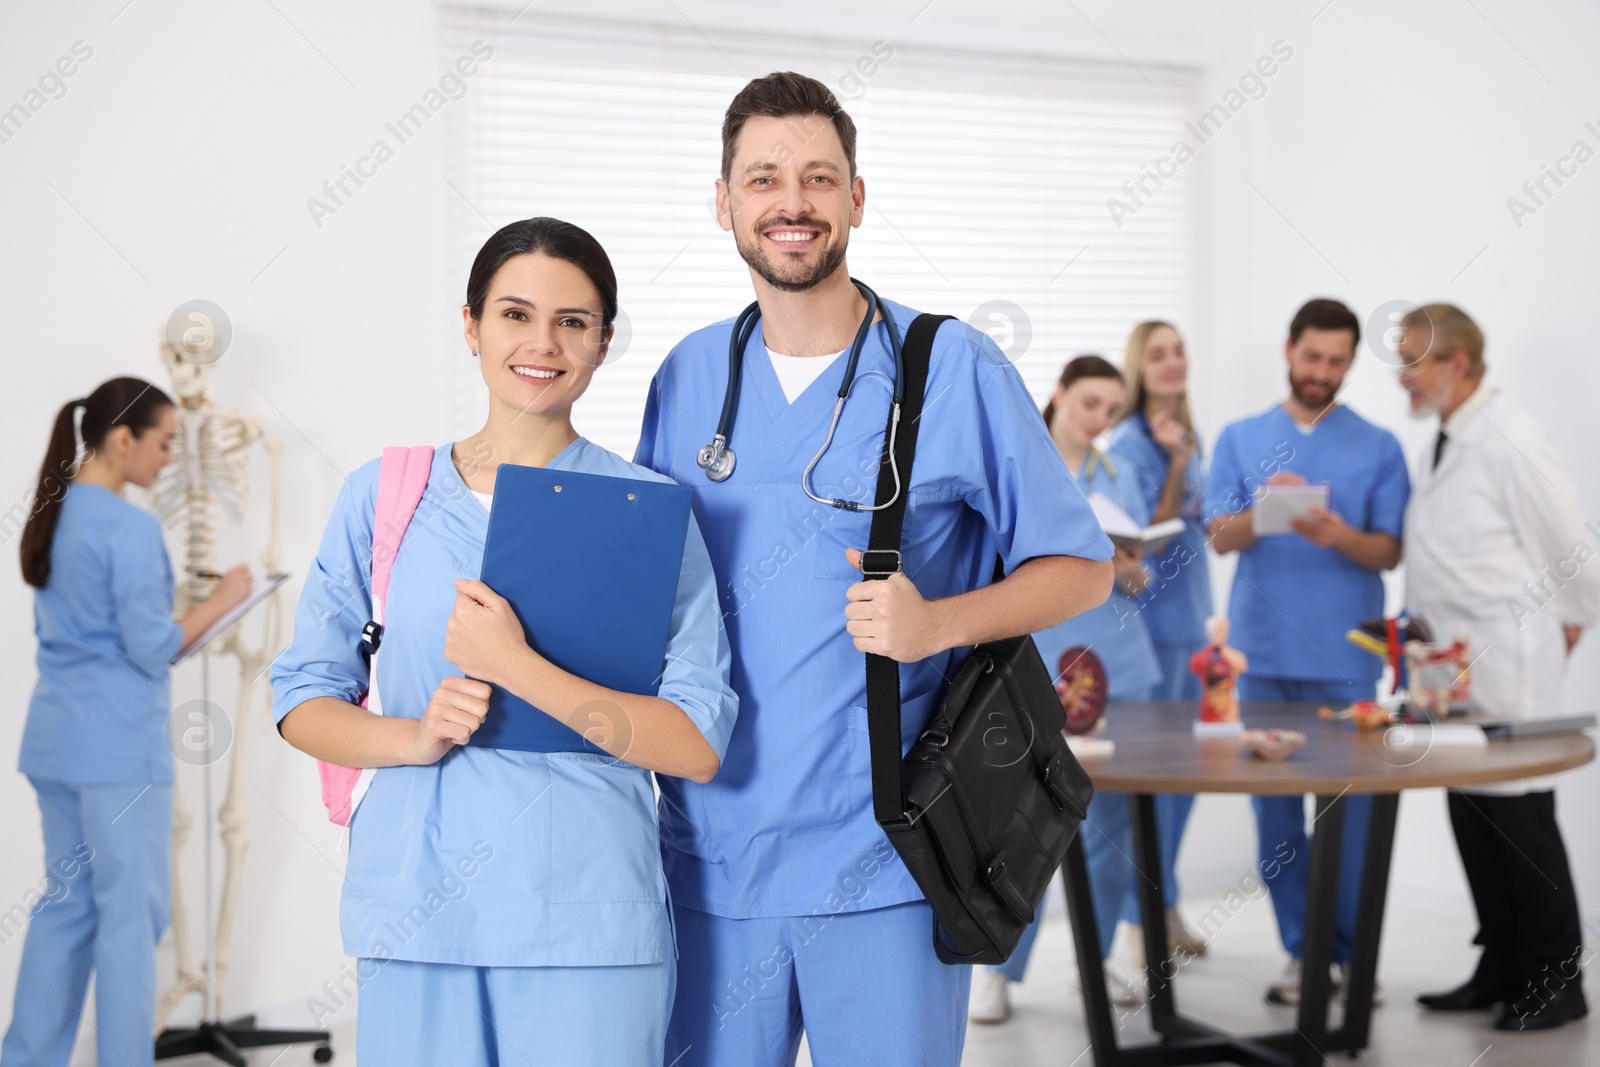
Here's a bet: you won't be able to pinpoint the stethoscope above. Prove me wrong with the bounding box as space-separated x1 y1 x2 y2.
1079 447 1116 482
696 278 905 512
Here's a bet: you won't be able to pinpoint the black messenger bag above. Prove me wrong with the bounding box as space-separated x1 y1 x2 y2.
861 314 1096 965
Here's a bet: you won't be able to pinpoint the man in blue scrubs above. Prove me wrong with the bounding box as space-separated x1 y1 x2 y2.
635 72 1115 1066
1204 298 1409 1005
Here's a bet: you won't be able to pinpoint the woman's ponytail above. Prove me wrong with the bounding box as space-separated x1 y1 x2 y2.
19 378 173 588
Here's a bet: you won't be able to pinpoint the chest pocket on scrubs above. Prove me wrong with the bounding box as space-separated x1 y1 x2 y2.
812 506 875 580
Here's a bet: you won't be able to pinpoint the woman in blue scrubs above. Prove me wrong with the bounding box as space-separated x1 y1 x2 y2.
969 356 1161 1023
270 218 738 1065
1108 321 1212 959
5 377 252 1067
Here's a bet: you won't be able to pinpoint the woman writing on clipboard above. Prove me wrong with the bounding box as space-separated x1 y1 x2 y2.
4 378 250 1067
270 218 737 1064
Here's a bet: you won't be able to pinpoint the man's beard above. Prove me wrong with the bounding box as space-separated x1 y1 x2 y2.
1406 387 1444 420
1289 372 1338 412
735 221 848 293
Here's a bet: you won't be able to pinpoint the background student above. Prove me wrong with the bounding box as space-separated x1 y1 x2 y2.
970 355 1161 1023
270 218 737 1064
1108 320 1212 959
1205 299 1409 1005
4 378 251 1067
1399 304 1593 1032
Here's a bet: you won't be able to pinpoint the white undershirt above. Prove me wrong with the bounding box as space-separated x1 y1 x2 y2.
767 347 845 404
472 489 493 511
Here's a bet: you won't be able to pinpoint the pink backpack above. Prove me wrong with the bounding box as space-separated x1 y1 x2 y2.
318 445 435 826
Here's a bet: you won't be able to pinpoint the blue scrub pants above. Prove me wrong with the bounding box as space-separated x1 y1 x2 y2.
1 777 172 1067
1121 641 1200 920
1239 675 1374 963
356 957 674 1064
668 900 969 1067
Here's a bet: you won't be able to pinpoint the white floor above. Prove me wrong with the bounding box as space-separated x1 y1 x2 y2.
957 889 1596 1067
159 889 1595 1067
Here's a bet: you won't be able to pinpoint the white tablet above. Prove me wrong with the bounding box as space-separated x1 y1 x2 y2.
1252 483 1330 536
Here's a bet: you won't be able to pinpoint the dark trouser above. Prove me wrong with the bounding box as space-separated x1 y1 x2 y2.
1446 789 1584 991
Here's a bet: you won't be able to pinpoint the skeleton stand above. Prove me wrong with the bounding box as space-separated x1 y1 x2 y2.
154 653 331 1065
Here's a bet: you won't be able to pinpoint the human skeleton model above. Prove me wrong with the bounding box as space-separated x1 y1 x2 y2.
149 341 285 1029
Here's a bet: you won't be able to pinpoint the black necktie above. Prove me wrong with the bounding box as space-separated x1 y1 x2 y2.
1432 429 1448 471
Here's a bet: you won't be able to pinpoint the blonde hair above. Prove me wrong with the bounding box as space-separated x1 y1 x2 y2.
1402 303 1485 380
1119 320 1192 431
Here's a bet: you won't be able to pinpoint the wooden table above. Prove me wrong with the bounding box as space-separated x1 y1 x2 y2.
1061 700 1594 1067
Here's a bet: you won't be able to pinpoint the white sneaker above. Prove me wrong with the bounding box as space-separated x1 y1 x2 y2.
1104 962 1147 1007
1168 907 1209 956
1266 959 1349 1006
1121 920 1146 969
968 969 1012 1024
1068 961 1146 1008
1119 910 1210 965
1266 958 1304 1005
1335 963 1385 1007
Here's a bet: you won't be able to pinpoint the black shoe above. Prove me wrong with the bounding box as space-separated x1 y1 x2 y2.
1493 984 1589 1031
1417 976 1512 1012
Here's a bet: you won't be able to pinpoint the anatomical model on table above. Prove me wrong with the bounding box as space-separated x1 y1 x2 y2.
1190 615 1248 725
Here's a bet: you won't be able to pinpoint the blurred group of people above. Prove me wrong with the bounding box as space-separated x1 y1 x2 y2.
970 299 1594 1036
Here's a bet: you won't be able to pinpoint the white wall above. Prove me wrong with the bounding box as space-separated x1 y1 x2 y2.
2 0 1597 1050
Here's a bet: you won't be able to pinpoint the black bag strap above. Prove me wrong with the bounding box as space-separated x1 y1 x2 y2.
865 313 952 827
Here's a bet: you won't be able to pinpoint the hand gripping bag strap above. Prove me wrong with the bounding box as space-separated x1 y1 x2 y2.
864 319 1092 965
864 314 950 827
318 445 434 826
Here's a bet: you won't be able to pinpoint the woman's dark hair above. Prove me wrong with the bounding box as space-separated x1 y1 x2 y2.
1041 354 1122 427
464 217 618 333
19 377 174 589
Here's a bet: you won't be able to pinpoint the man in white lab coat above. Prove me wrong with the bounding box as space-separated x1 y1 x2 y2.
1398 303 1596 1032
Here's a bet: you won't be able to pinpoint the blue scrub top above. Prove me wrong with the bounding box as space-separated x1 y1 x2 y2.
269 440 738 967
1030 451 1162 699
635 298 1114 919
20 483 185 786
1204 405 1409 683
1108 414 1214 648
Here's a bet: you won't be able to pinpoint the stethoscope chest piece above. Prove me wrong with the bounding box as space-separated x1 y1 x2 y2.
697 436 736 481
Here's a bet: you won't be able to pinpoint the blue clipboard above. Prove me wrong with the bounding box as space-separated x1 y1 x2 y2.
468 464 693 753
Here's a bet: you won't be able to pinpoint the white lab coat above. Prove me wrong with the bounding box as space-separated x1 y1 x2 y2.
1405 386 1599 794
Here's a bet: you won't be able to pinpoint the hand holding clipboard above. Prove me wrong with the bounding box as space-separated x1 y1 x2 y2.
443 464 692 754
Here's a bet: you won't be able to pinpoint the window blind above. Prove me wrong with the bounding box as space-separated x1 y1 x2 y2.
439 6 1201 457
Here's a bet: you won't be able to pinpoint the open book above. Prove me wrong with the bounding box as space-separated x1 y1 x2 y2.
1086 492 1186 555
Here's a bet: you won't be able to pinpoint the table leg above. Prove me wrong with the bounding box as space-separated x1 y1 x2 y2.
1334 791 1399 1052
1063 832 1121 1066
1293 792 1345 1067
1131 793 1179 1031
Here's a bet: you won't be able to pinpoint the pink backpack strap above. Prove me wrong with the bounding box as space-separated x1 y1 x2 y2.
370 445 435 621
319 445 433 828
